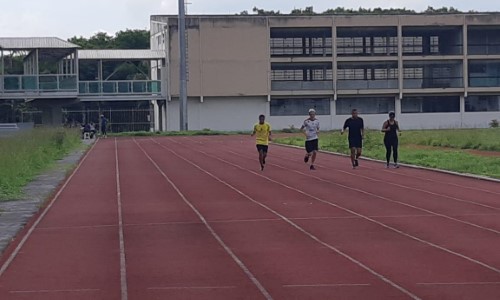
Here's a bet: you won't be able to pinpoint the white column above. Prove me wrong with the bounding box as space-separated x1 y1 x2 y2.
330 97 336 130
153 100 160 132
460 95 465 128
395 95 402 116
162 101 167 131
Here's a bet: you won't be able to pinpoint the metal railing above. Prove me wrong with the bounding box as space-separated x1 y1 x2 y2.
0 75 78 93
271 80 333 91
337 79 399 90
469 76 500 87
403 77 463 89
78 80 162 95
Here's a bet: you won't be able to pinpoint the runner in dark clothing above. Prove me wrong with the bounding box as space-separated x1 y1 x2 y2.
342 109 364 169
382 111 401 168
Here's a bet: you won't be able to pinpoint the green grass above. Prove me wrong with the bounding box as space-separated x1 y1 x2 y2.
0 128 82 201
274 129 500 179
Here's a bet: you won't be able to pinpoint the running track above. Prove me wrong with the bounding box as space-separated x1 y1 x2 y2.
1 136 500 300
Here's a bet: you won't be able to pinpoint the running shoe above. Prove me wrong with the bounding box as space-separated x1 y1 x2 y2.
261 164 265 171
310 165 316 170
304 155 309 163
386 163 390 168
394 164 400 169
354 159 359 167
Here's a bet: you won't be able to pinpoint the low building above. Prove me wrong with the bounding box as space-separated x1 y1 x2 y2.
151 13 500 130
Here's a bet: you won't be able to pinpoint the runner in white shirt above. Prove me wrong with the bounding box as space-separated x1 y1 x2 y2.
301 109 320 170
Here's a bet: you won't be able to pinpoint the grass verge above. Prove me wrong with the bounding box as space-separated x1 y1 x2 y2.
0 128 82 201
274 129 500 179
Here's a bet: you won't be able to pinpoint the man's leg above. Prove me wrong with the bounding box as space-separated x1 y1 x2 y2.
384 140 392 166
350 147 356 167
258 150 265 170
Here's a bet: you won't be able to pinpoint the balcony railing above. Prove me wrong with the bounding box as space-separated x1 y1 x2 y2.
337 79 398 90
79 80 162 95
469 76 500 87
0 75 78 93
270 46 332 57
271 80 333 91
403 77 463 89
468 44 500 56
403 44 463 56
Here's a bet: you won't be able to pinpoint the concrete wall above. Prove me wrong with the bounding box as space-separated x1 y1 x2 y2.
166 96 268 131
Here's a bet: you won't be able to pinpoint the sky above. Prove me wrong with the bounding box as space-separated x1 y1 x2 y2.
1 0 500 39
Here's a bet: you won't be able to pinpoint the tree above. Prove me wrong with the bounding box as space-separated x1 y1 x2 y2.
244 6 463 16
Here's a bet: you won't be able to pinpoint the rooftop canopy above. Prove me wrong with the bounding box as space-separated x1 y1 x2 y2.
0 37 79 50
78 49 165 60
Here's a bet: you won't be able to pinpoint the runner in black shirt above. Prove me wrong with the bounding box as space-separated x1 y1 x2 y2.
382 111 401 168
341 109 364 169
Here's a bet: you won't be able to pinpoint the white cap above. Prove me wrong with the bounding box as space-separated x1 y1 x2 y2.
308 108 316 113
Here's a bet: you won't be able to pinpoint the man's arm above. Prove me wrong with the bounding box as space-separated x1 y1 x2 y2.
300 121 307 136
382 121 390 132
360 119 365 139
341 119 348 135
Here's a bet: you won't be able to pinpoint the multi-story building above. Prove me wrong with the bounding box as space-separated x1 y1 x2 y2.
151 13 500 131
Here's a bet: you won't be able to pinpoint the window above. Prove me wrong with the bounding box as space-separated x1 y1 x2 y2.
336 97 395 115
270 98 331 116
465 95 500 112
271 63 333 81
402 96 460 113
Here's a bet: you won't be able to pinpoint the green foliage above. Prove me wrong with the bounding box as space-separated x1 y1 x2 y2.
490 119 499 128
246 6 467 16
69 29 150 81
274 129 500 178
0 129 82 200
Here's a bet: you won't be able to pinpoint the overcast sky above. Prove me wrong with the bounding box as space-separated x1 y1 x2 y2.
1 0 500 39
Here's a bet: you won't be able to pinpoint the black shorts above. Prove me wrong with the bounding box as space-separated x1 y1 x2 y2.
256 144 269 153
349 138 363 149
305 139 319 153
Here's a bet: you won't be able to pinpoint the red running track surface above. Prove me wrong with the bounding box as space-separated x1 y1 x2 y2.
0 136 499 300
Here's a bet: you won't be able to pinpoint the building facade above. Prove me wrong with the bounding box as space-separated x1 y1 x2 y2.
151 14 500 131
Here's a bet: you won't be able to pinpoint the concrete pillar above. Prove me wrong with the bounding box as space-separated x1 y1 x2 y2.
330 98 336 130
395 95 402 116
460 95 465 128
153 100 160 132
161 100 167 131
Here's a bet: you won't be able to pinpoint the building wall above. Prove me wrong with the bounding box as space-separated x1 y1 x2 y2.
152 14 500 131
166 96 268 131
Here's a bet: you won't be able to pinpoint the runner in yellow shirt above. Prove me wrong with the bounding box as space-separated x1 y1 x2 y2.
251 114 272 171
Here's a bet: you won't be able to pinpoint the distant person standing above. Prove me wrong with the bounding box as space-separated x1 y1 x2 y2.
251 115 272 171
382 111 401 168
301 109 320 170
100 115 108 138
342 109 364 169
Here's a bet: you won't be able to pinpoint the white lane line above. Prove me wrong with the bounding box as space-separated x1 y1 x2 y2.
133 138 273 300
115 138 128 300
10 288 100 294
154 138 421 300
227 149 500 237
273 148 500 212
147 286 237 290
0 140 99 278
36 224 118 230
283 283 371 288
274 144 500 196
416 282 500 286
166 139 500 276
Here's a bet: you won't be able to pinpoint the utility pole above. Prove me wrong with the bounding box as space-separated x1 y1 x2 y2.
178 0 188 131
